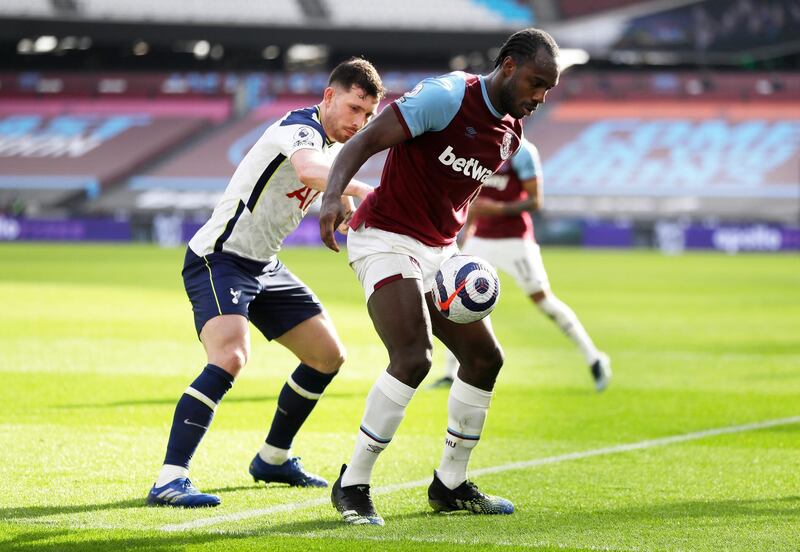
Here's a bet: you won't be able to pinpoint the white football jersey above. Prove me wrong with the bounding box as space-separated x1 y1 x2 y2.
189 105 340 261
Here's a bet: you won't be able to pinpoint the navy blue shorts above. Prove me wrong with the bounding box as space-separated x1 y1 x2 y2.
182 248 324 340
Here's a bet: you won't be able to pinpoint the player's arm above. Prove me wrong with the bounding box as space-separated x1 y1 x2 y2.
522 174 543 211
516 140 543 212
469 177 540 217
457 207 477 249
319 106 408 251
471 140 543 217
290 149 373 200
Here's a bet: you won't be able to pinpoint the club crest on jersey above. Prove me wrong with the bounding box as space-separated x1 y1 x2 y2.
500 131 514 160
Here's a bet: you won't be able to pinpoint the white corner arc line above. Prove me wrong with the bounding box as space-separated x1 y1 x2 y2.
160 415 800 532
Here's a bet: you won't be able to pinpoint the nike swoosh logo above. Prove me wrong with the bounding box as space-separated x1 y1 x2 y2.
184 418 209 430
437 280 468 311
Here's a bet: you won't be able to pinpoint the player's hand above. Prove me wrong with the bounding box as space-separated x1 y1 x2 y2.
337 196 356 235
319 199 344 252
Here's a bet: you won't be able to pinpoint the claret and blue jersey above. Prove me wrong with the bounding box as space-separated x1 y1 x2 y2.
349 71 524 247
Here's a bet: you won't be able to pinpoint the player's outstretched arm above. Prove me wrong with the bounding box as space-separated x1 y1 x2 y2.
470 176 541 218
319 106 408 252
290 149 372 199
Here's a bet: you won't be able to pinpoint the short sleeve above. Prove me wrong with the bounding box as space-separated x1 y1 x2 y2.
511 140 541 180
273 109 326 158
393 72 467 138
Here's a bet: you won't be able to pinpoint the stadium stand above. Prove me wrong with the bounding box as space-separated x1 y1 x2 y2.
0 72 231 214
615 0 800 54
0 1 796 248
557 0 654 19
0 0 305 26
325 0 532 29
0 0 52 19
1 67 797 227
0 0 532 29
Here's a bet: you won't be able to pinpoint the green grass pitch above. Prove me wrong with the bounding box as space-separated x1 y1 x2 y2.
1 243 798 551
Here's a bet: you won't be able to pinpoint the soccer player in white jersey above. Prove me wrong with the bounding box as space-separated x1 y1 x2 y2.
146 59 385 508
430 138 611 391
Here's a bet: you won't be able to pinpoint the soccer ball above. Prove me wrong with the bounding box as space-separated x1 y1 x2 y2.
431 255 500 324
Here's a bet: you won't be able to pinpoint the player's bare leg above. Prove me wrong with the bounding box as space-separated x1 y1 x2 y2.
332 278 431 525
148 315 248 507
531 290 611 391
250 313 345 487
201 315 251 376
428 348 458 389
425 295 514 514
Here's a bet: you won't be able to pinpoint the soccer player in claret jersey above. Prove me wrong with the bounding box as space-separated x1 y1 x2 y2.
319 29 560 525
430 138 612 391
146 58 385 508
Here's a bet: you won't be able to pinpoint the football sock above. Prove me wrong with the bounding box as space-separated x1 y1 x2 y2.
341 370 416 487
263 363 336 460
437 375 493 490
258 442 291 465
537 294 599 365
155 464 189 488
162 363 234 469
442 349 459 380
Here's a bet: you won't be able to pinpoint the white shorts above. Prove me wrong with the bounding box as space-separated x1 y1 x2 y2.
462 236 550 295
347 225 459 302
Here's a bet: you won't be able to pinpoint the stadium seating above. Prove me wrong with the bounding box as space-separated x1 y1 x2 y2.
0 0 52 19
0 0 305 26
325 0 532 29
0 0 531 29
557 0 644 19
1 69 797 227
0 93 226 212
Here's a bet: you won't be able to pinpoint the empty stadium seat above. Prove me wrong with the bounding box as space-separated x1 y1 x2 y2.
325 0 524 29
1 0 304 26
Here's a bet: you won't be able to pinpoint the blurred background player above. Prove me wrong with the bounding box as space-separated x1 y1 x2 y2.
430 138 611 391
146 58 384 508
319 28 560 526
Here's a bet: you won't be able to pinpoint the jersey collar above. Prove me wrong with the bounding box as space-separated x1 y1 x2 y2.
479 76 504 119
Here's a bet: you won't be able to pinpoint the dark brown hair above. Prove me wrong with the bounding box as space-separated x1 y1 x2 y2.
329 57 386 100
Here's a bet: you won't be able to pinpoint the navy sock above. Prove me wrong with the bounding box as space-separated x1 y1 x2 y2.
164 364 234 468
265 363 336 450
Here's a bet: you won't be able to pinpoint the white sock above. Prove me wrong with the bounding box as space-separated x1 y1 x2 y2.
443 349 459 380
537 294 599 365
155 464 189 487
437 375 493 490
258 442 291 465
341 370 416 487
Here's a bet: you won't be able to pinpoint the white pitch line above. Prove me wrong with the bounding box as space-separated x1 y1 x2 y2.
262 530 640 551
159 414 800 532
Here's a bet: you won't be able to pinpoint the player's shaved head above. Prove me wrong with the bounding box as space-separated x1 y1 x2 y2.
329 57 386 100
494 28 559 70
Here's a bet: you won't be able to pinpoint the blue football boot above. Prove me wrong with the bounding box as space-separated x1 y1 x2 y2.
427 471 514 515
146 478 220 508
249 454 328 487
